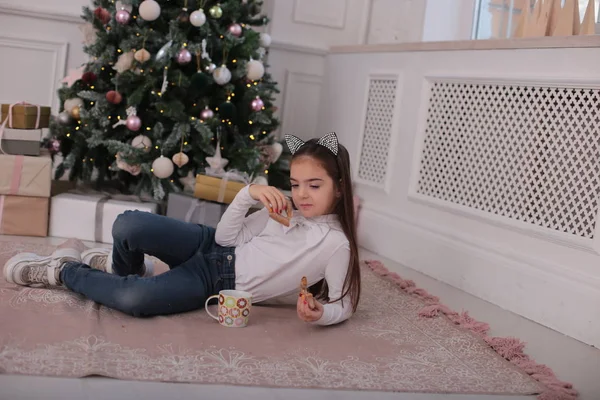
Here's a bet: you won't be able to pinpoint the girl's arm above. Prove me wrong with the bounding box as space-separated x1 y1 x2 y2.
214 185 269 247
311 243 354 326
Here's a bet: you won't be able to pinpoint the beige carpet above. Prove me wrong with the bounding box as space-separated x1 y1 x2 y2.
0 240 547 396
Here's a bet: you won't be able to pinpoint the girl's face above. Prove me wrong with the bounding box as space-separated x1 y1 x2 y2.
290 156 339 218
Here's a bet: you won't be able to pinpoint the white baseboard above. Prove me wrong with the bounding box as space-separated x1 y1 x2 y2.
357 204 600 348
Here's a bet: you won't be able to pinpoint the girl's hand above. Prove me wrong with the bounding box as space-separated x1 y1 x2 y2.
297 293 324 322
248 184 289 214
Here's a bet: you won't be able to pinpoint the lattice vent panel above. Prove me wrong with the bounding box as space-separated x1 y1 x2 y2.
416 80 600 239
357 78 397 186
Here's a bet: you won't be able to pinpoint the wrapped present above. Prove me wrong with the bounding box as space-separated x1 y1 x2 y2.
0 127 43 156
49 193 159 244
1 102 51 129
167 192 228 228
0 154 51 197
194 173 247 204
0 195 49 237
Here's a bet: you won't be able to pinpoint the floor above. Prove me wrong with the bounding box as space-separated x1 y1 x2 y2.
1 235 599 400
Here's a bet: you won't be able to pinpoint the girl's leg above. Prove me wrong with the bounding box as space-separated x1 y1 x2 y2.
60 252 219 317
85 210 215 276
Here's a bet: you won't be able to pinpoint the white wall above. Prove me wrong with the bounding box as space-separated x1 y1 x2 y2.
422 0 477 41
317 41 600 348
0 1 87 112
0 0 435 138
266 0 430 140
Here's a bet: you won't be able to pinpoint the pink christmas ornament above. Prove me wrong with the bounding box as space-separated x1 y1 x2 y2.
116 9 131 24
228 23 242 37
176 48 192 65
126 115 142 131
200 107 214 120
251 97 264 112
49 139 61 153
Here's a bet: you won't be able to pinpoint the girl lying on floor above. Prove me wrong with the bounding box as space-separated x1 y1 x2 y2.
4 132 361 325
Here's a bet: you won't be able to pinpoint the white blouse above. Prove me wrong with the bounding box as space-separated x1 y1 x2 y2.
214 185 353 326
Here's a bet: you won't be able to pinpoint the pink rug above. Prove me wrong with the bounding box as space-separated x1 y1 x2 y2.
0 241 575 398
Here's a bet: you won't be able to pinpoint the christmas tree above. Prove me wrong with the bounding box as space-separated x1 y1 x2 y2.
48 0 283 200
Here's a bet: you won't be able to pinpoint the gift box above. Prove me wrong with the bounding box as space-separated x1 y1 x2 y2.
0 195 49 237
167 192 228 228
1 103 51 129
0 128 43 156
0 154 51 197
49 193 159 244
194 174 246 204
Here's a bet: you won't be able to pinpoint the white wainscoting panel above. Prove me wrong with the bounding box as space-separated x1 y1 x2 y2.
319 44 600 348
0 35 68 111
293 0 348 29
355 73 402 192
280 71 323 141
409 76 600 253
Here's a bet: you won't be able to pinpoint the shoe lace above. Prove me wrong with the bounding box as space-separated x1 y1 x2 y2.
25 266 49 284
88 254 108 271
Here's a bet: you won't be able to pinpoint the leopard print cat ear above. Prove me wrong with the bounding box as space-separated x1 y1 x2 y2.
284 134 305 154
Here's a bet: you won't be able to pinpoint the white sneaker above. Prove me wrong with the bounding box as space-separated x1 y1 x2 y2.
81 248 154 277
3 248 81 287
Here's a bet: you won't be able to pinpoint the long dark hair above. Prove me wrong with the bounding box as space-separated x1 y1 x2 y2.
292 139 361 313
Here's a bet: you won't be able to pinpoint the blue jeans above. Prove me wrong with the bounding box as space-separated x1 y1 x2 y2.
60 210 236 317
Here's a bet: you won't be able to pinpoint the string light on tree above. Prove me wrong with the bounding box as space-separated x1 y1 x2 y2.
52 0 281 201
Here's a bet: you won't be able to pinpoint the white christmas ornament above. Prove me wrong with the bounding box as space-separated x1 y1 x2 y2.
64 98 84 113
213 65 231 85
131 135 152 152
205 139 229 173
179 171 196 193
190 9 206 27
246 59 264 81
259 33 271 47
152 156 174 178
271 142 283 163
139 0 161 21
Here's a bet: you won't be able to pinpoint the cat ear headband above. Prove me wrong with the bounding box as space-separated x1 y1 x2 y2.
284 132 339 156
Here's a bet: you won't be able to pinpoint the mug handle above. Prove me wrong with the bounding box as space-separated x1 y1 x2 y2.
205 295 220 321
